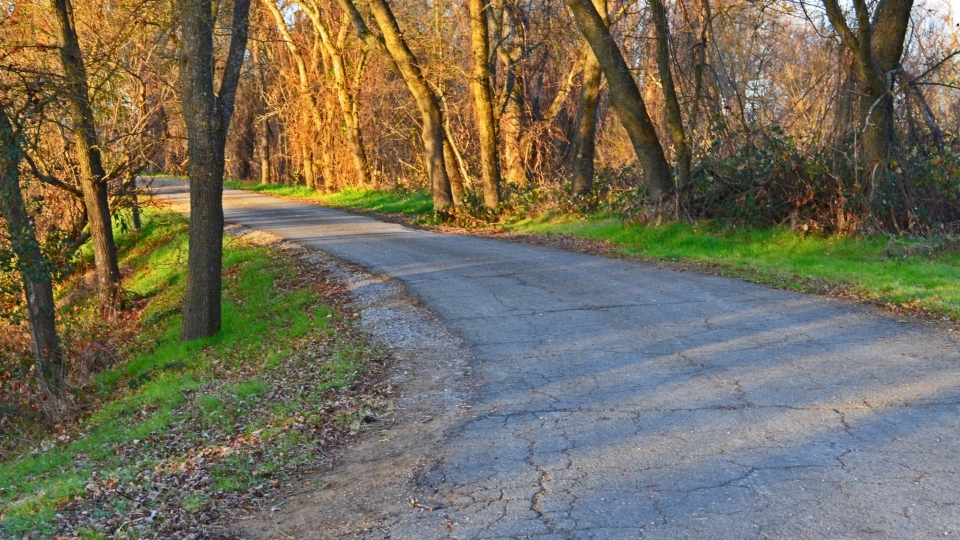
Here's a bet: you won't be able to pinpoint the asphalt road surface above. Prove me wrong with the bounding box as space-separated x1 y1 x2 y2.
152 179 960 539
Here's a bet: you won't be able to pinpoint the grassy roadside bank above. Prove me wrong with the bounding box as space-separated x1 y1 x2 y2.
222 181 432 216
0 210 388 538
223 180 960 322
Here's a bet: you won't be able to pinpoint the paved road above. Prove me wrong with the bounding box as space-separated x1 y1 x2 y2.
153 179 960 539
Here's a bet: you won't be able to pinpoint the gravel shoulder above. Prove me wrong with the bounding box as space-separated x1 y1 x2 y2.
235 247 475 539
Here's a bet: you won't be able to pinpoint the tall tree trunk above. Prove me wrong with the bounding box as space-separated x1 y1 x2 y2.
687 0 711 133
565 0 674 198
571 46 602 196
649 0 691 188
179 0 251 340
253 44 271 185
337 0 454 209
571 0 606 197
0 106 65 398
50 0 121 308
495 3 528 187
468 0 501 208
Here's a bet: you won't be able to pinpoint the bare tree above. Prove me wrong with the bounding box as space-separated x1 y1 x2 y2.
252 43 272 185
0 105 64 398
298 0 373 187
649 0 691 188
492 1 528 187
337 0 454 208
50 0 122 308
821 0 913 199
570 0 606 196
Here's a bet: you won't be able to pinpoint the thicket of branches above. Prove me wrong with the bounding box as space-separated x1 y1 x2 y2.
215 0 959 234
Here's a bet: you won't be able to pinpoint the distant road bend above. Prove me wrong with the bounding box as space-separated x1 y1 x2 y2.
153 178 960 539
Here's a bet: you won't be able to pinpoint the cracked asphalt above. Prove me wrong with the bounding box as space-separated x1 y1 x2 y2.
152 179 960 539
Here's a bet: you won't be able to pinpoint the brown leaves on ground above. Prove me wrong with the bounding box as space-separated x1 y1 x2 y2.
28 235 395 539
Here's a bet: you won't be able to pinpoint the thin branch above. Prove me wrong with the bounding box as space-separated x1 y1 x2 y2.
905 50 960 86
21 151 83 198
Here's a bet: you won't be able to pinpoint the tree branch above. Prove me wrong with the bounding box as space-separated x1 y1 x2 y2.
21 151 83 198
820 0 859 52
905 50 960 86
217 0 252 129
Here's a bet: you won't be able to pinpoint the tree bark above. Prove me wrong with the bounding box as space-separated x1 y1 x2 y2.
571 45 602 196
337 0 454 209
0 106 65 398
50 0 121 308
649 0 691 188
494 3 528 187
300 138 316 189
571 0 606 197
469 0 502 208
179 0 251 340
442 135 466 203
252 44 271 185
259 120 271 185
565 0 674 198
821 0 913 200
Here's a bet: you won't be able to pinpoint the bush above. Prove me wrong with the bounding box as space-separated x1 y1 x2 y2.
679 128 960 235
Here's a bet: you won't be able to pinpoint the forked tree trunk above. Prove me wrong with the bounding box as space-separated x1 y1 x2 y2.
0 106 65 398
649 0 691 188
571 0 606 197
821 0 913 200
50 0 121 308
565 0 674 198
468 0 502 208
179 0 251 340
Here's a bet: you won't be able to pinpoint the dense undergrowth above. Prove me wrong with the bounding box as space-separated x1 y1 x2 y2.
0 210 388 538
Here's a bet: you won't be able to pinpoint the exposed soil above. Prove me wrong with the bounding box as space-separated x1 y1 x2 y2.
232 239 475 539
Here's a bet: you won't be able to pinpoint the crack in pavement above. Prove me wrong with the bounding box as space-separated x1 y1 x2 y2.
151 179 960 539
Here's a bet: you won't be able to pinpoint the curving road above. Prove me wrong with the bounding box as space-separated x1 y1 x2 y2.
153 179 960 539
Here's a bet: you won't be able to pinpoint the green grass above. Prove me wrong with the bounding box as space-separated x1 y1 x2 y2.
223 180 432 215
0 210 374 537
221 180 960 320
508 212 960 319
